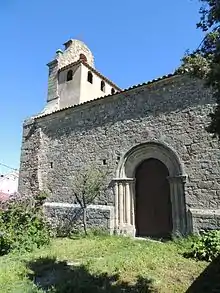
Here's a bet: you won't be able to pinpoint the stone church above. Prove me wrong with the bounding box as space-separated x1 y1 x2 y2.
19 39 220 238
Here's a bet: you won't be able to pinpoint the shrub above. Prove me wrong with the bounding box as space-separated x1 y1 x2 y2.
187 230 220 261
0 192 51 255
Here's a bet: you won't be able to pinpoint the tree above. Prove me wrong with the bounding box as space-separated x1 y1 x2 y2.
177 0 220 139
71 166 107 235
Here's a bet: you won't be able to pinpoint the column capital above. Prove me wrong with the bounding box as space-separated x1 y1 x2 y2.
167 174 187 183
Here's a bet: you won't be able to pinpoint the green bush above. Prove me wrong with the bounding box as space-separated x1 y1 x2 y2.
0 193 51 255
187 230 220 261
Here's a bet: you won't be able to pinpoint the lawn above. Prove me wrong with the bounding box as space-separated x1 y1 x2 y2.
0 235 213 292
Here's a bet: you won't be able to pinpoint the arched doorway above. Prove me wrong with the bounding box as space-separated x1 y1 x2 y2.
135 158 173 238
114 142 188 237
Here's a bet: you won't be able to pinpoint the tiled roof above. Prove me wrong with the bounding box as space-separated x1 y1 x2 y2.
35 72 177 119
59 59 122 91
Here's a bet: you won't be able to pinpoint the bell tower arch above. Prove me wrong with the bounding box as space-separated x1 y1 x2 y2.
40 39 120 116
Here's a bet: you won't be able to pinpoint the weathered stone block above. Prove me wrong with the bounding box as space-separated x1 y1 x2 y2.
43 202 115 235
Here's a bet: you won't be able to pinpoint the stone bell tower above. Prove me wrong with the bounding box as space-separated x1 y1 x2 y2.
41 39 120 115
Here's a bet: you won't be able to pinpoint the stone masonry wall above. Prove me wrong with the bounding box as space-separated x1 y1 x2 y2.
43 203 114 235
19 74 220 233
18 118 41 198
58 40 94 69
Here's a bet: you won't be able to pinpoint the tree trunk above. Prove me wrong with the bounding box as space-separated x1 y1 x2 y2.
82 208 88 235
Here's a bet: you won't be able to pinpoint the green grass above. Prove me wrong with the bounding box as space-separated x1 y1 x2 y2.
0 235 210 292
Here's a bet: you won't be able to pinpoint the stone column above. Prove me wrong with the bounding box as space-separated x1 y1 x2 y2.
177 175 187 235
168 175 187 236
125 182 131 224
118 182 124 227
114 182 119 231
131 183 135 227
113 178 135 236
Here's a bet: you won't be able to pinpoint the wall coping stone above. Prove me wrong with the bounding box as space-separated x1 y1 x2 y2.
113 178 135 182
189 208 220 216
43 202 114 210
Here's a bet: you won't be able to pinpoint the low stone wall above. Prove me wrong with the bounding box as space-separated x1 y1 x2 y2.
43 202 115 235
188 208 220 233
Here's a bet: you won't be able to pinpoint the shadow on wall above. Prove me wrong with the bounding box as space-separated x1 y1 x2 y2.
27 257 155 293
185 255 220 293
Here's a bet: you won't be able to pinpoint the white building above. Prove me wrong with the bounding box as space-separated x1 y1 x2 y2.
0 171 19 195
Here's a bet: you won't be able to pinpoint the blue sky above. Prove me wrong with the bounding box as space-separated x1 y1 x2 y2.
0 0 203 173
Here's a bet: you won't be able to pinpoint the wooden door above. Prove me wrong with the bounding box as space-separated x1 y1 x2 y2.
135 158 172 238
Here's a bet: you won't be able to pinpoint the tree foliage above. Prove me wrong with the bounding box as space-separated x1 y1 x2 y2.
186 230 220 261
178 0 220 138
0 192 51 255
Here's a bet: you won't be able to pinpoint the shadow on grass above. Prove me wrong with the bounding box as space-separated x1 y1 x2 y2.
27 257 156 293
186 255 220 293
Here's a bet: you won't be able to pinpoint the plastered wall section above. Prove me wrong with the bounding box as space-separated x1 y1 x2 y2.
57 63 118 109
58 64 81 108
79 64 117 104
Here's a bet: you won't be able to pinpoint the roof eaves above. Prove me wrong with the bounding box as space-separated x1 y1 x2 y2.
35 72 178 120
